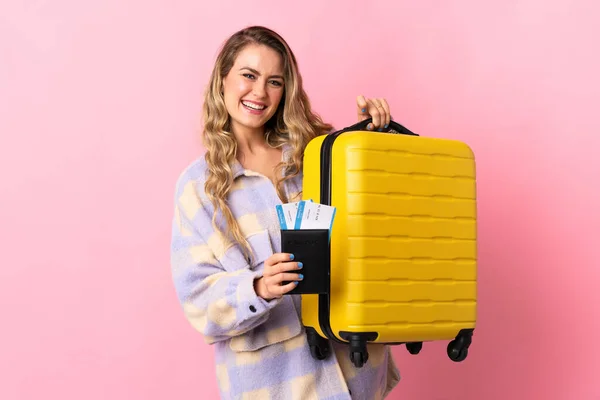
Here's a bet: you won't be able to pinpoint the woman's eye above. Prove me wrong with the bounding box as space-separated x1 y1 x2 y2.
270 80 283 87
243 73 255 79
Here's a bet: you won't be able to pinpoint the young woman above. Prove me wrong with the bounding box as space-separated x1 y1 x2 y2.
170 25 400 399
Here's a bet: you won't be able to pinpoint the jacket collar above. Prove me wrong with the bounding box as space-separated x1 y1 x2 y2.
231 143 292 180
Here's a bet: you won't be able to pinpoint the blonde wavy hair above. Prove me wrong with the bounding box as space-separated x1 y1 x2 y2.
201 26 333 262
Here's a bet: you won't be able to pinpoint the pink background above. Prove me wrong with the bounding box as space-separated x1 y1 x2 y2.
1 0 598 399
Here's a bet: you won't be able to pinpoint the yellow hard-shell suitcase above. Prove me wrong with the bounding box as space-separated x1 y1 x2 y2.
281 118 477 368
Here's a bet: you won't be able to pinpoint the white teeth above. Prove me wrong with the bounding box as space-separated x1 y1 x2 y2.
242 101 266 110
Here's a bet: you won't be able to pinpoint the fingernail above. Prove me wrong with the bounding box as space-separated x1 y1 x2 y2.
367 123 373 130
294 281 299 285
298 274 304 280
290 254 294 260
361 108 366 113
297 262 303 268
384 124 388 129
378 127 383 131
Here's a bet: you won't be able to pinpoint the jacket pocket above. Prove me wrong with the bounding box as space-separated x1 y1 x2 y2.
229 295 303 352
219 229 275 273
245 229 274 270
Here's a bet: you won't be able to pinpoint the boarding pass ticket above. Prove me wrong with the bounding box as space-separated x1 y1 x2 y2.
276 200 336 231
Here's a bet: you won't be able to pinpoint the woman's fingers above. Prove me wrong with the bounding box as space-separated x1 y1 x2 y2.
265 252 294 266
274 272 304 284
278 281 300 296
366 99 381 129
370 98 391 130
356 95 370 122
356 95 393 131
378 98 391 128
264 272 303 297
260 253 306 298
265 260 303 276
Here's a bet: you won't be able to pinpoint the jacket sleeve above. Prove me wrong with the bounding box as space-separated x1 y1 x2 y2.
169 178 281 344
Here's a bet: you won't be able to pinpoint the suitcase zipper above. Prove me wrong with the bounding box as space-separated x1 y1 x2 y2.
317 129 345 344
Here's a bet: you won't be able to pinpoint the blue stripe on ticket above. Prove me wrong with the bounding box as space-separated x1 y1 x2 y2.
294 201 306 230
275 204 287 229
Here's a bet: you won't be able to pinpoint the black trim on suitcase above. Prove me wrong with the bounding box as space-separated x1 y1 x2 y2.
342 117 419 137
316 130 344 346
315 118 420 367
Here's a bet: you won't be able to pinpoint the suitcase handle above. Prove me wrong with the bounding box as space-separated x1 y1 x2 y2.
342 117 419 136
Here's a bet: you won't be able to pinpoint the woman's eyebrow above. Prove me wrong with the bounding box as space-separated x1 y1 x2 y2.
239 66 283 80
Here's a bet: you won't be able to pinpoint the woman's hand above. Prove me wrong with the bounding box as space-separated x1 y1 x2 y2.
254 253 303 301
357 95 391 131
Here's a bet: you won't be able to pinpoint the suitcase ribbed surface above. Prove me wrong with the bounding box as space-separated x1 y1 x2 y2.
330 133 477 342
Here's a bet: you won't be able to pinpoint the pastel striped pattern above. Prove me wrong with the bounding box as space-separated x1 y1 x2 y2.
170 145 400 399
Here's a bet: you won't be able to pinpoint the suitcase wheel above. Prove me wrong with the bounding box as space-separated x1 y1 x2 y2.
447 343 468 362
339 332 378 368
447 329 474 362
306 327 330 361
348 336 369 368
405 342 423 355
350 350 368 368
310 344 329 360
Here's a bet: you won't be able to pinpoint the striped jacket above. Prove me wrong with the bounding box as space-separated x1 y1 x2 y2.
170 144 400 399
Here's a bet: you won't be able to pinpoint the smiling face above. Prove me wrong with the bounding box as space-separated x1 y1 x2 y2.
221 43 285 137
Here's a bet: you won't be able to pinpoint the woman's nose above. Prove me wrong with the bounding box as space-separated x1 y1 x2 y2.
252 81 267 98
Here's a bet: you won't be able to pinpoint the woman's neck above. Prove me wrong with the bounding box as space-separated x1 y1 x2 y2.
234 127 270 158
